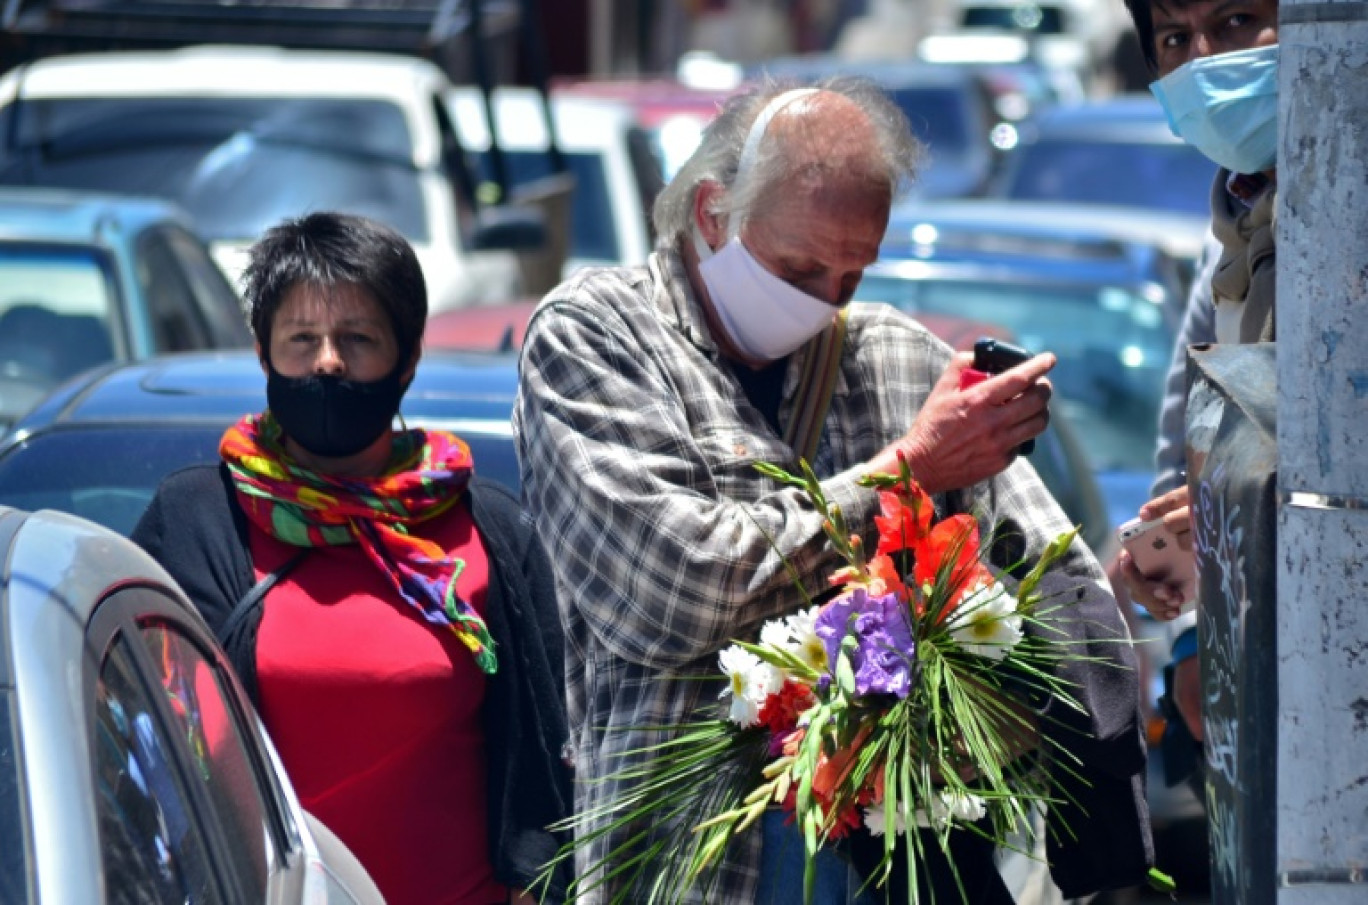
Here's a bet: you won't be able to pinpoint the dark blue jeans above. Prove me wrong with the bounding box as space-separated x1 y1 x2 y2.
755 809 879 905
757 809 1016 904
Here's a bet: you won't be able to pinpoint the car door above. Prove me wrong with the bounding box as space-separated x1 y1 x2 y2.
85 586 301 903
158 226 253 349
133 228 217 353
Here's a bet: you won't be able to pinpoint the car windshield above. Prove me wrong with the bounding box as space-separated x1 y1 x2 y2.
471 149 619 262
1004 139 1217 215
886 87 974 155
0 245 120 424
857 273 1171 472
0 98 430 243
0 424 521 536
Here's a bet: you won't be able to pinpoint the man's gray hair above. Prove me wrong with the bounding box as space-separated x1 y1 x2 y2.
652 76 924 248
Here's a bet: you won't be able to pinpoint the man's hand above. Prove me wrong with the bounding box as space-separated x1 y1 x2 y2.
871 351 1054 495
1118 485 1194 621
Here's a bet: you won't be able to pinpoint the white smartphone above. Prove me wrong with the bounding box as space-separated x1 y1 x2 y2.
1118 516 1196 609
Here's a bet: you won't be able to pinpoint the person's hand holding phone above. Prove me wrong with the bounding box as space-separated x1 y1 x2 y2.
879 342 1054 495
1117 484 1195 620
960 339 1042 455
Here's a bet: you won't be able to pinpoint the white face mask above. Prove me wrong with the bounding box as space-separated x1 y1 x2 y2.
694 231 836 362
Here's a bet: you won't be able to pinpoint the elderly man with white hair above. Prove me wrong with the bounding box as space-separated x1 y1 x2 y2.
514 78 1153 904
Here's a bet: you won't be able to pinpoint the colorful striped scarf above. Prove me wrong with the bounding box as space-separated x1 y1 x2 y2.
220 412 496 674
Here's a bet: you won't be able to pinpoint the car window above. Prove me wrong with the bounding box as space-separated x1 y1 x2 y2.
0 244 120 424
137 621 275 902
0 425 225 536
0 694 30 905
1003 139 1218 215
472 149 619 262
886 86 976 154
0 97 429 245
136 231 214 352
159 228 251 349
93 636 221 904
858 273 1171 471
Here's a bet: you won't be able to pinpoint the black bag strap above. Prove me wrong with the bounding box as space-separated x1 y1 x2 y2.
221 547 311 647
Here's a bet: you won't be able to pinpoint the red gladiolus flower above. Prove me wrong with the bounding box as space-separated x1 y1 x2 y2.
874 485 934 554
912 514 991 617
865 553 909 599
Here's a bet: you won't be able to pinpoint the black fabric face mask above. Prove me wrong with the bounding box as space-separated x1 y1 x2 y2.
266 365 407 458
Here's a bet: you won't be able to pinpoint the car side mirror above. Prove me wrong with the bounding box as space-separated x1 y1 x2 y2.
469 205 548 252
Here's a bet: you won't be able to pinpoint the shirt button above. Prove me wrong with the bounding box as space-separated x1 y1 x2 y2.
733 443 748 457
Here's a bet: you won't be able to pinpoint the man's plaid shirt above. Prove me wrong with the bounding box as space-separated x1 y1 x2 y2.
513 249 1140 904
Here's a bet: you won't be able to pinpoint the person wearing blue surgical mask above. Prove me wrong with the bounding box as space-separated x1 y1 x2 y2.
1126 0 1279 346
1116 0 1279 829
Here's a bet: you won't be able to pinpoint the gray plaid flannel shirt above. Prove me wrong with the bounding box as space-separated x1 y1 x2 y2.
513 249 1138 904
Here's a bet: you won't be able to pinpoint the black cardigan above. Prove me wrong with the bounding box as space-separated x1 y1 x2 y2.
132 464 573 901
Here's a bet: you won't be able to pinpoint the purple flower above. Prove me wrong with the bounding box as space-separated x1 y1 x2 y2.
813 590 917 699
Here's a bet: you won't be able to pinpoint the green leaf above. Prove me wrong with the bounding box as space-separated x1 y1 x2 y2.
836 652 857 698
1016 527 1078 604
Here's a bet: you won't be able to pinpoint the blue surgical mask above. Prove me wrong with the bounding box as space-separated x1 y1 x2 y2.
1150 44 1279 175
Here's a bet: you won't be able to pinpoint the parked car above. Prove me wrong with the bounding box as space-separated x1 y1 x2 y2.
0 504 384 903
0 187 250 432
743 57 1000 199
0 350 522 538
992 94 1220 217
0 45 538 312
551 77 737 227
444 86 653 274
879 197 1208 330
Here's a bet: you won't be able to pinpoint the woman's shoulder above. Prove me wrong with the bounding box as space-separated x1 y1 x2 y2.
134 462 244 555
466 478 525 540
155 461 233 495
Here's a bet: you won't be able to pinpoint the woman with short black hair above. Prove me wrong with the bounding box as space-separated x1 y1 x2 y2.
134 211 570 905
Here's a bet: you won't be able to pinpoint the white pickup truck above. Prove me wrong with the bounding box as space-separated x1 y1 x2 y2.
0 45 649 312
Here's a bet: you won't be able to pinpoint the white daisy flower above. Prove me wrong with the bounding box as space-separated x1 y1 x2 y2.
786 606 830 673
947 581 1024 661
760 618 793 650
915 789 988 829
864 801 908 837
718 645 766 726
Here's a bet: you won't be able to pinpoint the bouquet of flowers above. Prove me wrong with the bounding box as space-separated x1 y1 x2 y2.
542 456 1125 904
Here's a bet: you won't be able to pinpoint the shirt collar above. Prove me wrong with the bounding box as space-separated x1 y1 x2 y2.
650 243 719 356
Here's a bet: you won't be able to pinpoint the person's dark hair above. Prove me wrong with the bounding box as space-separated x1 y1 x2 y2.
1124 0 1160 71
243 212 427 368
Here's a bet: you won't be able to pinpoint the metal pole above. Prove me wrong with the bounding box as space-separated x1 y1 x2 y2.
1275 1 1368 902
